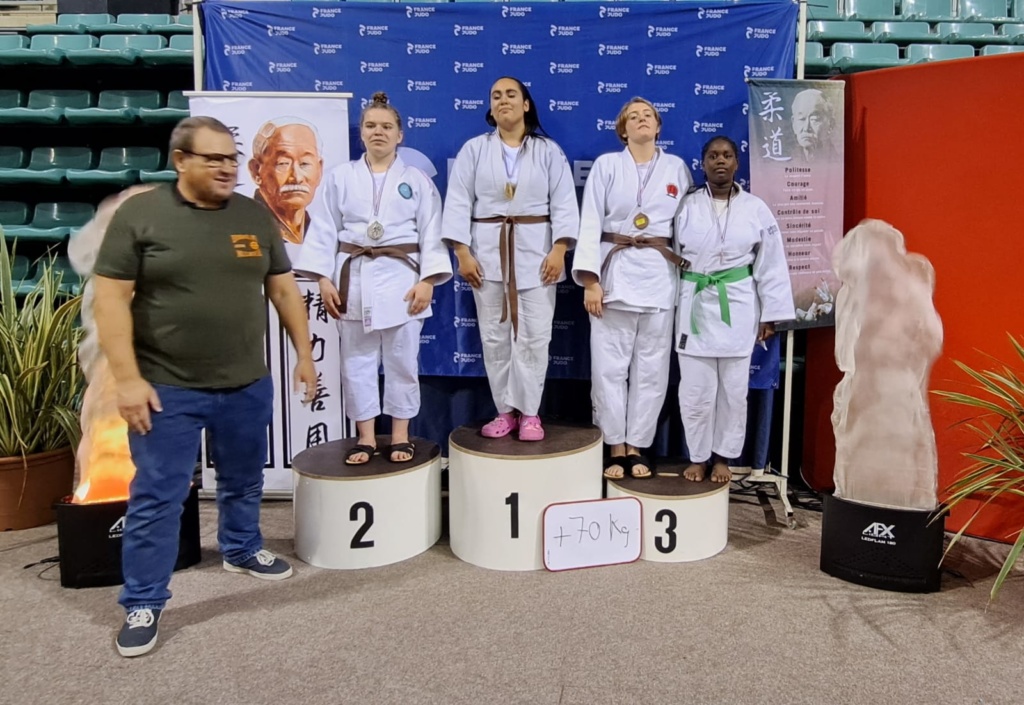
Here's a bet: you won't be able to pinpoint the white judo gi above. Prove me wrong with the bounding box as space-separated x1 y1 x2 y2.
295 155 452 423
442 131 580 416
674 185 795 462
572 148 692 448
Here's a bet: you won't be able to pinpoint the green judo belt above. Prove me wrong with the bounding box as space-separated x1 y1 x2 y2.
681 265 753 335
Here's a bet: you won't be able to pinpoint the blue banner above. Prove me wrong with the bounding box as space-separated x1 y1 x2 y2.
202 0 796 382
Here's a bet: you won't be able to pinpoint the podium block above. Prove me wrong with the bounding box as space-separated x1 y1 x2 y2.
607 464 729 562
292 436 441 570
448 422 603 571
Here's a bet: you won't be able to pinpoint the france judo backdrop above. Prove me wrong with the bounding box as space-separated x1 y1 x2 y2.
201 0 796 385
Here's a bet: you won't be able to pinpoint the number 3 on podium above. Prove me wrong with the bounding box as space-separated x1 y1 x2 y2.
655 508 677 554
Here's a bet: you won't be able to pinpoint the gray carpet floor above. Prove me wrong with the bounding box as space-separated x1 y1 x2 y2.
1 494 1021 705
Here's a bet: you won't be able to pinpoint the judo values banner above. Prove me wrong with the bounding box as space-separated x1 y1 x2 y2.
200 0 797 377
747 79 844 330
188 91 352 492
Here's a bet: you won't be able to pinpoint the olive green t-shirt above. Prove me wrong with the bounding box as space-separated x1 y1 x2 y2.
93 183 292 389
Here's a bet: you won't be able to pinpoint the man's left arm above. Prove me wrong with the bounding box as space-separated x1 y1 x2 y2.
266 271 317 403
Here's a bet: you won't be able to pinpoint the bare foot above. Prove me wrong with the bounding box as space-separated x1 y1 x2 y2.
711 461 732 483
683 462 707 482
603 456 627 480
628 456 652 479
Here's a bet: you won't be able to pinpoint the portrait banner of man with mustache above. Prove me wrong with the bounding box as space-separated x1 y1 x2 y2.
249 116 325 246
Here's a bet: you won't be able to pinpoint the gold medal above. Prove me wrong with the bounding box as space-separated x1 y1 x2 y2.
504 182 516 200
633 213 649 230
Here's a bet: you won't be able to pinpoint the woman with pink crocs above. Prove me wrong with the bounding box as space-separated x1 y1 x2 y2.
443 76 580 441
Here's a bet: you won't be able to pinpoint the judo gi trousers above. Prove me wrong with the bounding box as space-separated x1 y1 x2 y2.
590 307 673 448
473 280 556 417
677 354 749 463
338 319 423 422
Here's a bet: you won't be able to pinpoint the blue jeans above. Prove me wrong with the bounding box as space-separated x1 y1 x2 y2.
118 375 274 612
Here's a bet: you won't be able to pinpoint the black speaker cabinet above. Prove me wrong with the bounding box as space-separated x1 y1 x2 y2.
820 494 945 593
55 484 201 589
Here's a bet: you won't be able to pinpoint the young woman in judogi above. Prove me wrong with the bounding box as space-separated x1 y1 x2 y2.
572 97 692 479
295 92 452 464
675 136 795 483
442 76 580 442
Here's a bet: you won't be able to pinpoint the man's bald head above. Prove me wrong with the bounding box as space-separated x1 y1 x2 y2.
790 89 835 153
248 118 324 242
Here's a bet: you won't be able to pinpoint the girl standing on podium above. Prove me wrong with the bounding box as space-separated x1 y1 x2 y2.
572 97 693 480
675 136 794 483
442 76 580 442
295 92 452 465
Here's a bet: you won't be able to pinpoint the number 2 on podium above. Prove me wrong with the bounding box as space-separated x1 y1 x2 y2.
505 492 519 539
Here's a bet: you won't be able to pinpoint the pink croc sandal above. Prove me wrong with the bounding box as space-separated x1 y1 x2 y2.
482 412 519 438
518 415 545 442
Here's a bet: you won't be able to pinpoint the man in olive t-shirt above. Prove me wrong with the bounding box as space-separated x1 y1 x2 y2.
92 117 317 658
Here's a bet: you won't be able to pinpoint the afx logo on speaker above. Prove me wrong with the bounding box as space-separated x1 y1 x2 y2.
862 523 895 540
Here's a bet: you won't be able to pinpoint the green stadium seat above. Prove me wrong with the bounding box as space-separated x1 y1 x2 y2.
2 203 95 243
11 255 40 296
981 43 1024 52
64 89 162 125
140 154 177 183
999 23 1024 40
808 21 870 43
871 21 934 43
1016 0 1024 20
141 33 193 65
151 14 194 34
0 35 29 52
0 201 29 226
52 256 83 296
937 22 1002 45
830 41 906 70
807 0 844 20
0 89 23 109
24 13 114 35
98 13 172 34
0 34 96 66
845 0 899 22
0 146 94 185
66 146 162 186
138 90 189 124
0 147 24 169
0 89 93 125
65 34 165 66
959 0 1013 22
907 43 976 61
901 0 957 21
800 42 835 74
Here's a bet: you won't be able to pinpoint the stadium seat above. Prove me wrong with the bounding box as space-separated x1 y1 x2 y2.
959 0 1013 22
1 203 95 243
0 146 94 185
981 43 1024 52
140 153 177 183
24 13 114 35
0 201 29 227
66 147 162 186
0 34 96 66
90 13 173 34
799 42 834 74
937 22 1002 45
0 35 29 53
141 34 193 65
871 21 934 43
1016 0 1024 20
0 89 93 125
901 0 957 21
51 256 83 296
11 254 35 290
999 23 1024 40
151 14 194 34
64 89 162 125
845 0 899 22
830 41 906 70
807 0 844 20
808 21 870 43
65 34 166 66
906 43 976 61
0 147 24 169
139 90 189 124
0 89 23 110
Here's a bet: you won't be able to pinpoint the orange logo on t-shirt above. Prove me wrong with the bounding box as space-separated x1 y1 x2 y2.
231 234 262 258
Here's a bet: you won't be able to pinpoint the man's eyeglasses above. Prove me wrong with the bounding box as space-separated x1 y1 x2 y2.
179 149 241 168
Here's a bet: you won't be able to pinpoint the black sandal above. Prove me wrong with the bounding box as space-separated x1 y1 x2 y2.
345 444 377 465
626 454 653 479
603 457 628 480
389 442 416 463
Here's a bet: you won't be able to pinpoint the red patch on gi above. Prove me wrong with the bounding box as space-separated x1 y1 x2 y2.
666 184 679 198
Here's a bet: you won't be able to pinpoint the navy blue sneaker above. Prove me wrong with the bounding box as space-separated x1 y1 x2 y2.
223 549 293 581
116 608 161 658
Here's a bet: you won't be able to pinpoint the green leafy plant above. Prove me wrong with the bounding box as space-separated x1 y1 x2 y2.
934 334 1024 600
0 235 83 458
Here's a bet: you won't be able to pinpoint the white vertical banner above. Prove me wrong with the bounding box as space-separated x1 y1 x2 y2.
187 92 352 494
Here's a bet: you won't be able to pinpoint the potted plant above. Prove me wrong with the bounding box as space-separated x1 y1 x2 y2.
0 234 83 530
935 334 1024 601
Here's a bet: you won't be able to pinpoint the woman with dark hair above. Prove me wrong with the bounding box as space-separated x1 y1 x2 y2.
442 76 579 442
572 97 692 479
675 136 794 483
295 92 452 464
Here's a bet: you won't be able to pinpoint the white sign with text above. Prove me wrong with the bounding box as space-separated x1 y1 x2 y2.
543 497 643 572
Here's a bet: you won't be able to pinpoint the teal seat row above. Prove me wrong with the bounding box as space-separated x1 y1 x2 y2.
0 34 193 66
2 254 82 296
0 147 172 187
810 0 1022 22
25 13 193 36
801 39 1020 73
808 19 1024 43
0 89 188 125
0 202 96 245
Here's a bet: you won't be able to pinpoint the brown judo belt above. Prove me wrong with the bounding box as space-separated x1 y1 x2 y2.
470 214 551 339
336 241 420 314
599 233 691 281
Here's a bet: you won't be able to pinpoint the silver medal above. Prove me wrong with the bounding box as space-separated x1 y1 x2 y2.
368 221 384 240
